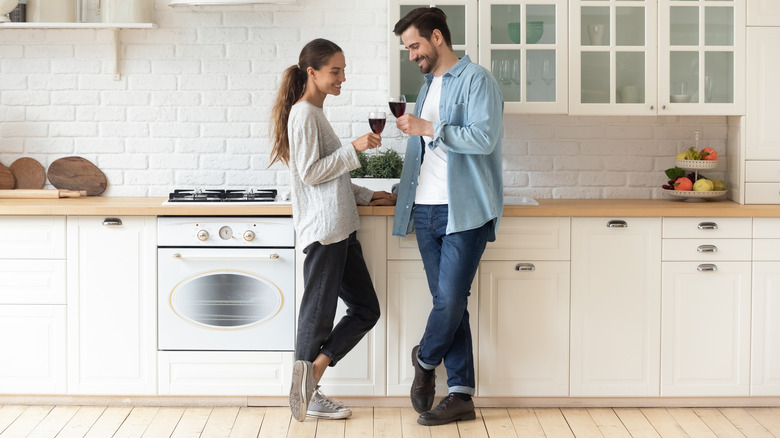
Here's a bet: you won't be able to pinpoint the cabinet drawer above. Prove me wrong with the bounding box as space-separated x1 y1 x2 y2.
0 216 66 259
0 260 66 304
754 239 780 261
754 218 780 238
745 183 780 204
387 217 571 261
663 218 752 238
745 161 780 182
662 239 752 262
482 217 570 261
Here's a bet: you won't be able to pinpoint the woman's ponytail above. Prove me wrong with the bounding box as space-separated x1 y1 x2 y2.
270 64 307 167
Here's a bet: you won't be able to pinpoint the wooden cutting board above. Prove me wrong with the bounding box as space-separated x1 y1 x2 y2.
0 163 14 190
9 157 46 189
47 156 107 196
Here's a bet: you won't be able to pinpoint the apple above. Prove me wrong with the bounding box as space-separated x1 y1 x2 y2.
674 177 693 191
712 179 726 191
693 178 714 192
701 147 718 161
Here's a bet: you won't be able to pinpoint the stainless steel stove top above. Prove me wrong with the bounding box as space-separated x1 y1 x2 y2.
162 188 291 205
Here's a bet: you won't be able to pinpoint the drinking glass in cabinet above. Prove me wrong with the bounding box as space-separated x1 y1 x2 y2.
616 52 645 103
670 51 698 103
491 51 522 102
581 6 609 46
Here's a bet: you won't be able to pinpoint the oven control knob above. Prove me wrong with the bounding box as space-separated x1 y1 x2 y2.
197 230 209 241
243 230 255 241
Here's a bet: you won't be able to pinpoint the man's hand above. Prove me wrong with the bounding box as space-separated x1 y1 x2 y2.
396 114 434 138
369 191 397 206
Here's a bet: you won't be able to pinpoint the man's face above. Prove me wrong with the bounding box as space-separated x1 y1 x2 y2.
401 26 439 74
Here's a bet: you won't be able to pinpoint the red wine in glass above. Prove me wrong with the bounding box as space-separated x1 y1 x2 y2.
389 95 406 118
369 118 386 134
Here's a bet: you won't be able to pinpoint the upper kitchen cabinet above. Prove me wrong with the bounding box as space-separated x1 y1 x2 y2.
389 0 478 112
747 0 780 26
570 0 745 116
479 0 568 114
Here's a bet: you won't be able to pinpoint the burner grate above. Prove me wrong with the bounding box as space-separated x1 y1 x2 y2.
167 189 278 203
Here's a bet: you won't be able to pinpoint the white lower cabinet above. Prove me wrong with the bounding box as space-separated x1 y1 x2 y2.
0 305 66 394
571 217 662 396
386 260 478 397
661 262 751 396
67 216 157 395
158 351 293 396
752 218 780 395
478 260 570 396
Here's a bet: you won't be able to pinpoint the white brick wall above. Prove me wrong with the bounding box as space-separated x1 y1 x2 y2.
0 0 729 198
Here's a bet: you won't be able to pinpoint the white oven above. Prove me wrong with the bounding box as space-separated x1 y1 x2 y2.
157 216 295 351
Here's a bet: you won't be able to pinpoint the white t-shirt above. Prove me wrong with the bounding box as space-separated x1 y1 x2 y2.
415 76 448 204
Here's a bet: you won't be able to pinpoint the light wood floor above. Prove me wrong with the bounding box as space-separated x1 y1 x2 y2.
1 405 779 437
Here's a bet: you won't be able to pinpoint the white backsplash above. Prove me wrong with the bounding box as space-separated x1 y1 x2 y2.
0 0 729 199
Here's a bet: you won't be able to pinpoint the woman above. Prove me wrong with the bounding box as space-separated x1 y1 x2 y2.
270 38 396 422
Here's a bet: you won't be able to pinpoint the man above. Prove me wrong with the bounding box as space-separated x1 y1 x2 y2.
392 7 504 427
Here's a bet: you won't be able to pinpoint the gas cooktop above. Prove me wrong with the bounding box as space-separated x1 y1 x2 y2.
164 189 290 205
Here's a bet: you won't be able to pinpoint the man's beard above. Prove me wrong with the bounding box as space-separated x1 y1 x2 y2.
417 51 439 74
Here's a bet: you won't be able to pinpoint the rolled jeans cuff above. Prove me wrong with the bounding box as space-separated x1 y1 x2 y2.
449 386 475 396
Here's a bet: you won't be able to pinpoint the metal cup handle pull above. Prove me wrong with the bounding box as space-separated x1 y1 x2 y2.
515 263 536 271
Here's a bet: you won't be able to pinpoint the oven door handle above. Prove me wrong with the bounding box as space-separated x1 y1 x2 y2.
172 253 280 260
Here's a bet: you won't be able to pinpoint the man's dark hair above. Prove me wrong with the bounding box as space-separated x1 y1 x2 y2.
393 7 452 48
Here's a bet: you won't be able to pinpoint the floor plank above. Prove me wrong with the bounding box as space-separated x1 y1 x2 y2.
692 408 746 438
588 408 632 438
745 407 780 435
228 407 265 438
561 407 603 438
83 406 132 438
480 408 517 438
256 407 291 438
200 407 240 438
457 408 488 438
286 416 316 438
54 406 107 438
613 408 661 438
141 407 185 438
113 407 160 438
0 406 54 438
373 407 401 438
27 406 80 438
640 408 689 438
667 408 717 438
170 407 211 438
315 417 346 438
719 408 774 438
344 407 372 438
535 407 575 438
400 407 429 438
506 408 545 437
0 406 26 435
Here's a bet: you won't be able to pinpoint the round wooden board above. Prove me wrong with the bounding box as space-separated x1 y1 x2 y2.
9 157 46 189
0 163 15 190
47 156 107 196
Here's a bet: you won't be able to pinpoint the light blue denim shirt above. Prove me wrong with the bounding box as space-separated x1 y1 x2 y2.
392 55 504 241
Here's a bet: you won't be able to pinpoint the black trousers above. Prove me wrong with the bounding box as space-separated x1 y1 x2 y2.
295 232 380 366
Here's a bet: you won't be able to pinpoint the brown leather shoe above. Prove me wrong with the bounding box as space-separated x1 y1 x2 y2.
417 393 476 426
410 345 436 413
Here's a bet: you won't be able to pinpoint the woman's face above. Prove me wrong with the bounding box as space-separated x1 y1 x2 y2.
309 52 346 96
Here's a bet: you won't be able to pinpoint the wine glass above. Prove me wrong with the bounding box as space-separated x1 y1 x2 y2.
368 112 386 153
388 95 406 118
541 59 555 98
705 76 714 103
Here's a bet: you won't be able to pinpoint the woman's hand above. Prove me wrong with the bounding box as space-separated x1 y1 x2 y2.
369 191 397 206
352 133 382 152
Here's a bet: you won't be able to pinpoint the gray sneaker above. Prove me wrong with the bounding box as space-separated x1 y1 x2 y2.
306 386 352 419
289 360 316 422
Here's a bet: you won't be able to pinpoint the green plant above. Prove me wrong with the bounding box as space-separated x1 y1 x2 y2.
350 149 403 179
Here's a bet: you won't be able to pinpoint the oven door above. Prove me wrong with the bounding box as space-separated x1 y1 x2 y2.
158 248 294 351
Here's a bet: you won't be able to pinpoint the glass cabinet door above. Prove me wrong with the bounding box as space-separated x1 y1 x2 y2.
570 0 658 115
479 0 568 114
659 0 745 115
389 0 478 112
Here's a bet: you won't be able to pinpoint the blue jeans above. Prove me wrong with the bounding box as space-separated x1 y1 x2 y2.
413 204 490 395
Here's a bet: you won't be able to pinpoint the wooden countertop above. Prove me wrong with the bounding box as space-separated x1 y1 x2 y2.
1 197 779 217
